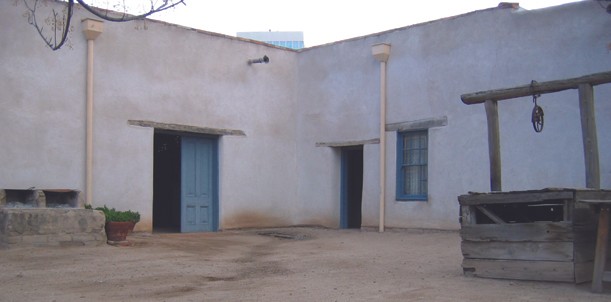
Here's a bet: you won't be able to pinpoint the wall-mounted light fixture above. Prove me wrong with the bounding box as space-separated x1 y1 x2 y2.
248 55 269 65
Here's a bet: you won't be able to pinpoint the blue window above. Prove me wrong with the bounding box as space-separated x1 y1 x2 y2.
396 130 428 201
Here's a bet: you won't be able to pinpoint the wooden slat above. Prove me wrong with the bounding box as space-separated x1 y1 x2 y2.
573 222 599 263
458 191 574 206
575 261 594 284
461 71 611 105
461 241 573 261
460 205 477 225
462 259 575 282
460 222 573 242
576 190 611 203
592 206 609 293
572 207 598 226
475 206 505 224
563 200 571 222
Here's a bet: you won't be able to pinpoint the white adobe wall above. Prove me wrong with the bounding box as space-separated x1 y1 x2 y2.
1 1 609 232
296 2 611 230
0 2 300 231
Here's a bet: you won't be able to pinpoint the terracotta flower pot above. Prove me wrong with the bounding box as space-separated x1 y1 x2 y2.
105 221 136 242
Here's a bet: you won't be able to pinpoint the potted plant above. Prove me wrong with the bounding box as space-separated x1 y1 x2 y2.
95 205 140 245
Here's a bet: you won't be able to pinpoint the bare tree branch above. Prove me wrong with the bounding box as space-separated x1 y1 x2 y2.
23 0 74 50
21 0 186 51
76 0 185 22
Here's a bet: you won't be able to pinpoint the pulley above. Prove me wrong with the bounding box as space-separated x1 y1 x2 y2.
530 81 544 133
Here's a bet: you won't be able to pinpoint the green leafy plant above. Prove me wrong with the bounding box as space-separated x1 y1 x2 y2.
95 205 140 223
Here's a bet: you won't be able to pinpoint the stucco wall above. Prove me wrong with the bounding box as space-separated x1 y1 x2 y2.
1 1 610 232
0 2 300 231
296 2 611 230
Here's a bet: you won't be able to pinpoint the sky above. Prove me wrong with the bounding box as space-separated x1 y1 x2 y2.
151 0 583 47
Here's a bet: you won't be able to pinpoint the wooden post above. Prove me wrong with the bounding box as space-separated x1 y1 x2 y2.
592 206 609 293
578 84 600 189
485 100 502 192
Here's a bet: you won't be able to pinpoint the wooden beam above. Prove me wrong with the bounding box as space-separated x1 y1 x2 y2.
485 100 502 191
458 190 574 206
460 205 477 225
461 241 573 261
128 120 246 136
461 71 611 105
386 116 448 132
460 222 573 242
578 84 601 189
462 259 576 282
475 206 505 224
315 138 379 147
592 206 609 293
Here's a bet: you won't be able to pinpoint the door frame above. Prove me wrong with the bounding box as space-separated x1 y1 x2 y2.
153 130 219 233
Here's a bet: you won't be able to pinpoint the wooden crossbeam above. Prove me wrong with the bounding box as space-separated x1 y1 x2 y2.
475 206 506 224
461 71 611 105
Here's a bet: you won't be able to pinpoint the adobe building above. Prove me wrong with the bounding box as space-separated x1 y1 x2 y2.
0 1 609 233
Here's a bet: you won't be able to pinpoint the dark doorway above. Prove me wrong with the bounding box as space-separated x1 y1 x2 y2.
340 146 364 229
153 132 181 232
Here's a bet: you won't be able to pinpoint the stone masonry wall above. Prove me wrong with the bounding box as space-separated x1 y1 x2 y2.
0 209 106 248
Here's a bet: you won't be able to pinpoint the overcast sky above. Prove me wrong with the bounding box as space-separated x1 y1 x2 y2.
151 0 583 47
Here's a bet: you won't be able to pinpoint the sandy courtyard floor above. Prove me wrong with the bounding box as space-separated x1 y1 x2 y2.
0 227 609 301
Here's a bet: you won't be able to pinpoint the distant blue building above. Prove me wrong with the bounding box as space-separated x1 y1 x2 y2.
237 31 304 49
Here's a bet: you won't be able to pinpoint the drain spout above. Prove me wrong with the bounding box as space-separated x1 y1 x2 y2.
82 19 103 206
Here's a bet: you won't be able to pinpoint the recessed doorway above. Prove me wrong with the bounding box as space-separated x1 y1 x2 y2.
340 146 363 229
153 131 219 233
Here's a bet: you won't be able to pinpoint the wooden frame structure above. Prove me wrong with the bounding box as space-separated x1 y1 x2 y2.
461 71 611 192
460 71 611 292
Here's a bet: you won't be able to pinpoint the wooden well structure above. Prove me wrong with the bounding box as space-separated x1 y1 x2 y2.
458 71 611 290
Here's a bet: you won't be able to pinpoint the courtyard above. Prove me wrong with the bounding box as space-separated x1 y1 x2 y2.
0 227 608 301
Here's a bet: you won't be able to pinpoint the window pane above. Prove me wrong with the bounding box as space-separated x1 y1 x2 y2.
406 166 419 194
409 149 419 165
397 130 428 200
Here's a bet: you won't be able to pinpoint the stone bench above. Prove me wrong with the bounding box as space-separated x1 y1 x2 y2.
0 208 106 248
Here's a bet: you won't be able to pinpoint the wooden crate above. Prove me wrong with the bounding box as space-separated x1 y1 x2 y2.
458 188 611 283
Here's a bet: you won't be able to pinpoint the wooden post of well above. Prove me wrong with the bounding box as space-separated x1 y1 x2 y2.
485 100 502 191
592 206 609 293
578 84 600 189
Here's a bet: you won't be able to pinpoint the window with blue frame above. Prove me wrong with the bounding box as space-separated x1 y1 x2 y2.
396 130 428 201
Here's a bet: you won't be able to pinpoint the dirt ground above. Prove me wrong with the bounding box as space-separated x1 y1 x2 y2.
0 227 609 302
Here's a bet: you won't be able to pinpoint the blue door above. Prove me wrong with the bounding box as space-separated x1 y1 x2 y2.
180 136 218 232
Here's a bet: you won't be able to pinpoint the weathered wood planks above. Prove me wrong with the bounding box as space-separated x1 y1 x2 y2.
462 259 576 282
461 241 573 261
459 190 574 206
458 189 605 284
460 222 573 242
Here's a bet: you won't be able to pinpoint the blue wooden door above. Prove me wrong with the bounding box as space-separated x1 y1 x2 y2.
181 136 218 232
